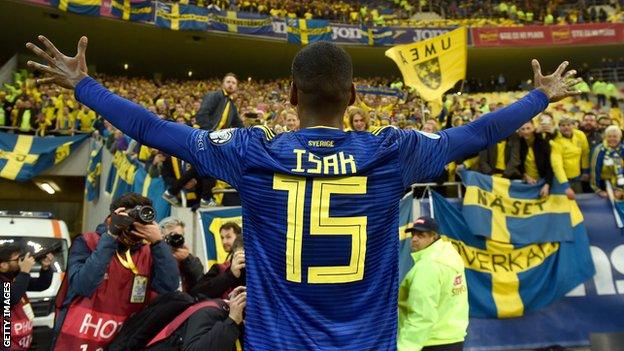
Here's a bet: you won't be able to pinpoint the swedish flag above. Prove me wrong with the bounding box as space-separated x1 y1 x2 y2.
85 141 102 202
110 0 153 21
429 190 594 318
155 2 209 31
359 26 394 46
105 151 137 200
49 0 101 16
210 10 273 35
286 19 332 45
132 166 170 222
200 208 242 268
461 170 579 244
0 132 89 181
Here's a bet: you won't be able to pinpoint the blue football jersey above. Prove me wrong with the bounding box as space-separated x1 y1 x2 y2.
187 125 450 350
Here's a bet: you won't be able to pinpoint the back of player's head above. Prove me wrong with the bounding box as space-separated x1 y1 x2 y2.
291 42 353 104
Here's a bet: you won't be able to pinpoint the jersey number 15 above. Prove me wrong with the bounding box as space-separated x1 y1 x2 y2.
273 174 367 284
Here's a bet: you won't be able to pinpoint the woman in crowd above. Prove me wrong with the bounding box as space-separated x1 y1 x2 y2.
348 107 370 132
590 125 624 199
517 120 555 198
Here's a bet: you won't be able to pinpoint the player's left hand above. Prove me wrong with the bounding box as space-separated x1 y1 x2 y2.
25 35 89 89
531 59 582 102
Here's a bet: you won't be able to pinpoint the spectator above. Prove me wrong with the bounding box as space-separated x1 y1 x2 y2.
348 107 369 131
518 121 555 197
398 217 468 351
0 244 55 350
591 125 624 199
580 112 603 154
163 73 243 208
550 117 590 197
144 286 246 351
598 115 613 133
160 217 205 292
52 193 180 349
190 222 244 299
283 109 300 131
477 133 522 179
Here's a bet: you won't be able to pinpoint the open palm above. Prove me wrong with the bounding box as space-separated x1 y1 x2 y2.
531 59 582 102
25 35 89 89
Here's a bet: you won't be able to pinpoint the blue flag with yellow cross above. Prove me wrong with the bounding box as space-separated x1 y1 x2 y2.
461 170 578 244
110 0 153 21
105 150 137 200
210 10 273 35
49 0 101 16
286 19 332 45
155 2 209 31
430 186 594 318
0 132 89 181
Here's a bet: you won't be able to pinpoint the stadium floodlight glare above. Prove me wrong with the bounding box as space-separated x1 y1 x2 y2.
187 70 193 77
35 181 60 195
123 63 129 70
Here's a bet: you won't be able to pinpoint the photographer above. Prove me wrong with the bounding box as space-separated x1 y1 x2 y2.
159 217 204 292
145 286 246 351
52 193 180 350
0 244 54 350
190 223 244 299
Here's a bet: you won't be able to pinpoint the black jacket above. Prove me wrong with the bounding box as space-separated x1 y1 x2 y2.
179 254 205 292
189 262 244 299
0 269 53 306
195 90 243 131
519 134 554 185
478 134 522 179
144 299 240 351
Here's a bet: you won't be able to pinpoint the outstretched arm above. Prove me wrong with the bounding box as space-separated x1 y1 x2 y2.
25 35 197 163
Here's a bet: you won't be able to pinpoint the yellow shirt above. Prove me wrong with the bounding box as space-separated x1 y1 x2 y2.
524 141 540 180
77 110 96 132
495 140 507 172
551 130 589 180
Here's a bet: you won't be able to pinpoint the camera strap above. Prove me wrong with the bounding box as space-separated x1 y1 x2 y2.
117 250 148 304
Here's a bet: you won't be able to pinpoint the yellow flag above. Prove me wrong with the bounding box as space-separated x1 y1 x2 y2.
385 27 467 101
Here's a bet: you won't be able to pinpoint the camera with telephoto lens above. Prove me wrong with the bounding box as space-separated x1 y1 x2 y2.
164 233 185 248
127 205 156 224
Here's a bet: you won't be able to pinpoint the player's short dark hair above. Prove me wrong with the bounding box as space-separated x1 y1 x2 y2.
0 243 21 263
219 222 241 236
291 42 353 103
223 73 238 82
109 193 153 213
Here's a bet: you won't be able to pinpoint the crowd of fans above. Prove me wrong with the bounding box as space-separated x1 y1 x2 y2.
172 0 624 27
1 67 622 204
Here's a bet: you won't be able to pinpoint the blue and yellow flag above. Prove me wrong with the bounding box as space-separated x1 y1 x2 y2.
429 189 594 318
0 132 89 181
110 0 153 21
385 27 466 101
359 26 394 46
132 166 171 222
200 208 242 268
84 141 102 202
286 19 332 45
155 2 209 31
105 151 137 200
50 0 101 16
210 10 273 35
461 170 580 244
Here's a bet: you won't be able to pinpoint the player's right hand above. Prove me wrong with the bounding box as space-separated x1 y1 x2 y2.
25 35 89 89
19 253 36 274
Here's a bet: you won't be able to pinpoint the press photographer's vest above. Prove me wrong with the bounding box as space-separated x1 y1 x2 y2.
0 276 34 351
54 232 156 350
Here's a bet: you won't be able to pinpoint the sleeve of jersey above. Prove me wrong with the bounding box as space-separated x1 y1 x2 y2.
186 128 248 189
398 90 549 186
74 76 196 163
